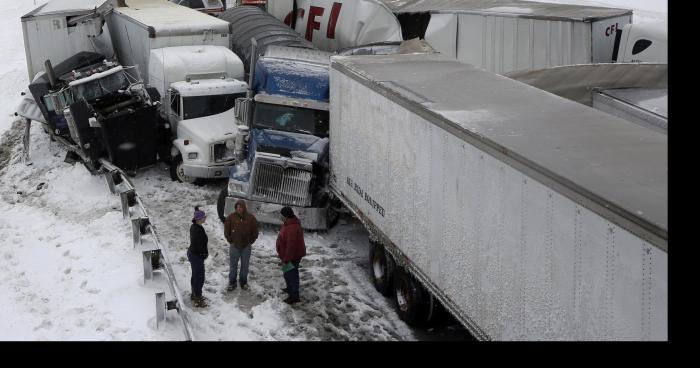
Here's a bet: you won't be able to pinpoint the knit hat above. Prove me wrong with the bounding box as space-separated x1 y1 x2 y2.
193 206 206 221
280 206 294 218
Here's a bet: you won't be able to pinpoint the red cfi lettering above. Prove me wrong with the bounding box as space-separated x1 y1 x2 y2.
327 2 343 39
283 11 293 26
306 6 324 41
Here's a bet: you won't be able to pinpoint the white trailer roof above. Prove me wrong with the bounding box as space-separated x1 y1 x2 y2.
112 0 230 35
380 0 631 21
506 63 668 106
23 0 107 18
331 53 666 246
600 88 668 118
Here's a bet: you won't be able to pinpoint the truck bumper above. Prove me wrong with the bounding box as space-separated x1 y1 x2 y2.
224 196 330 230
183 163 233 179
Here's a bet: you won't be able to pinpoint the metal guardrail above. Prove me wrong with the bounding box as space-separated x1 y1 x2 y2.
99 159 195 341
21 115 195 340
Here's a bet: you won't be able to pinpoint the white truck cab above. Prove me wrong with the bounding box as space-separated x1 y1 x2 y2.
148 45 247 183
167 78 247 181
614 21 667 63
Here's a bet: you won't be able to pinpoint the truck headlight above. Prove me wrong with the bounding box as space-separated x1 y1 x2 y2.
188 152 198 160
228 180 248 196
225 139 235 150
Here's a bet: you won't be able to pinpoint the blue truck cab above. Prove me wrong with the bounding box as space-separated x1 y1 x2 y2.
217 46 337 229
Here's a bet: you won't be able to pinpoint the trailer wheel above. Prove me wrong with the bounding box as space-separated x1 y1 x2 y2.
370 243 392 296
217 186 227 222
170 154 202 185
393 267 428 326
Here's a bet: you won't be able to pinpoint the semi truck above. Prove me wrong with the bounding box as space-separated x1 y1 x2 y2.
216 5 337 229
328 53 667 340
217 45 336 229
24 52 162 173
263 0 632 75
105 0 250 183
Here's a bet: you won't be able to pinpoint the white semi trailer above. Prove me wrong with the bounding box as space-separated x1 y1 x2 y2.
329 53 667 340
105 0 248 183
21 0 115 80
265 0 632 75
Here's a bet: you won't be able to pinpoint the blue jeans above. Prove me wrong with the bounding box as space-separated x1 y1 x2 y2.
283 260 301 300
229 245 251 285
187 249 205 298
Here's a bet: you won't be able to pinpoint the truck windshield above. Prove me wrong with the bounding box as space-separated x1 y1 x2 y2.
252 102 329 138
71 71 128 101
182 93 245 120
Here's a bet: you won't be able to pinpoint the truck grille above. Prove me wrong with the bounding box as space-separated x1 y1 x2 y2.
213 143 236 163
249 153 313 207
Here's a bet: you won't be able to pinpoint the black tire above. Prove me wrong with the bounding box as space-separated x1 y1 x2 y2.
217 186 227 222
370 242 392 296
393 267 428 326
326 206 340 229
169 154 203 185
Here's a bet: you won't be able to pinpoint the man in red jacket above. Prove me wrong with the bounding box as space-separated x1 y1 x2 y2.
276 206 306 304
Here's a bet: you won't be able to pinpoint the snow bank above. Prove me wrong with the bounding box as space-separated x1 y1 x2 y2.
0 120 183 340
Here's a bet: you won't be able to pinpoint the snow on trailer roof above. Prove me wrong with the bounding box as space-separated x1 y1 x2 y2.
23 0 107 18
380 0 631 21
331 53 666 248
599 88 668 118
112 0 230 35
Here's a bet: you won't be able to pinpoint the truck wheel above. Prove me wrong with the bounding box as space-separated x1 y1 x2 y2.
393 267 428 326
370 243 392 296
170 154 202 185
326 206 340 229
217 186 227 222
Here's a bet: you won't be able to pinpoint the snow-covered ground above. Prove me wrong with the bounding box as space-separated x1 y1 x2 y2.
1 0 666 340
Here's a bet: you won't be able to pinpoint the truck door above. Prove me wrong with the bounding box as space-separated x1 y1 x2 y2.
168 89 182 129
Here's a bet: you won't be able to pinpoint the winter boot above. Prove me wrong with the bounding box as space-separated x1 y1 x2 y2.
240 282 249 291
227 283 237 292
193 296 208 308
283 296 300 305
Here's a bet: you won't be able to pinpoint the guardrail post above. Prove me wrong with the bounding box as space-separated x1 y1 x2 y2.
143 248 162 284
120 189 136 219
131 217 150 248
155 291 180 329
155 291 166 328
104 170 122 194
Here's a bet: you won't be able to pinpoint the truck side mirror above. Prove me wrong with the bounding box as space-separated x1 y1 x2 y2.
234 97 251 126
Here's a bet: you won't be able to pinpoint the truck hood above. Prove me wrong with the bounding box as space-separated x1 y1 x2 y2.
251 128 329 160
177 108 237 143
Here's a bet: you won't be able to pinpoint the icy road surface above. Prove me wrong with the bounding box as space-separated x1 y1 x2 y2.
129 167 469 340
0 120 469 340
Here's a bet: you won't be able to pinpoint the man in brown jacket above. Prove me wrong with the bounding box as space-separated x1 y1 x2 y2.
224 200 259 291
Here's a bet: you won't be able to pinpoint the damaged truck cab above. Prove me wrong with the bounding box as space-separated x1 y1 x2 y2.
217 46 337 230
30 52 161 172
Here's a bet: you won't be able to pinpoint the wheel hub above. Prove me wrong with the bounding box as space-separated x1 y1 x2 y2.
396 285 409 312
373 253 385 279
